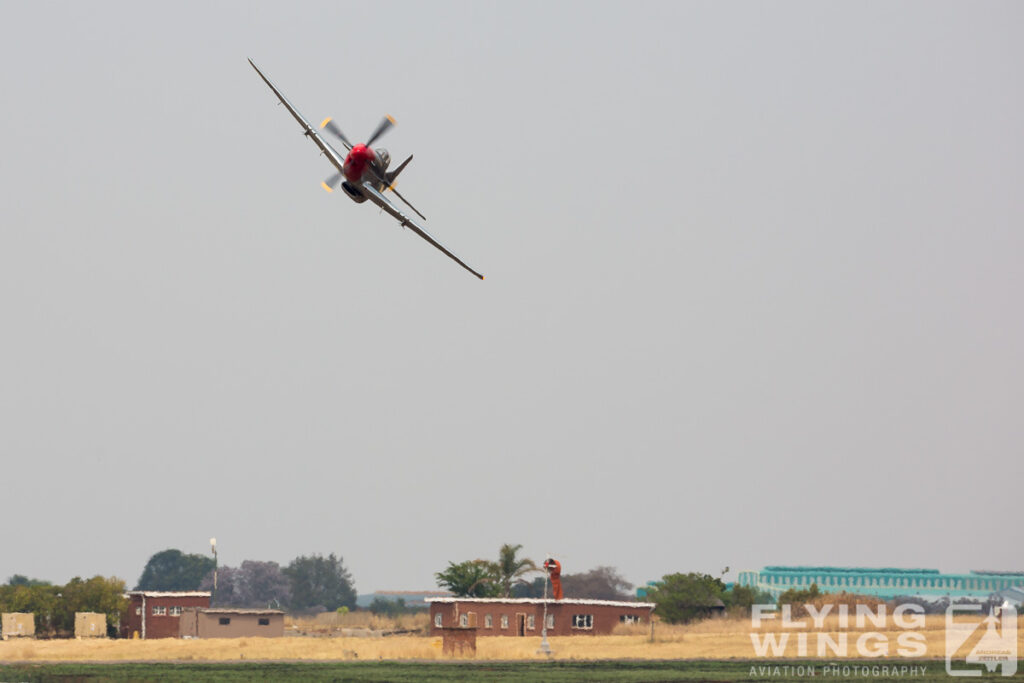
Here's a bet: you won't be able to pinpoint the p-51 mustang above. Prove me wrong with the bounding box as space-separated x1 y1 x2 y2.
248 59 484 280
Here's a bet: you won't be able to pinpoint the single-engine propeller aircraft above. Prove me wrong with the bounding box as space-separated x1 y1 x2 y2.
248 59 484 280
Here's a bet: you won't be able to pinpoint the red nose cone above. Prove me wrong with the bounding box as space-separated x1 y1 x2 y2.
351 143 375 161
343 144 376 183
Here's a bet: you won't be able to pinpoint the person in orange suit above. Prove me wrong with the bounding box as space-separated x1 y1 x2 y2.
544 558 563 600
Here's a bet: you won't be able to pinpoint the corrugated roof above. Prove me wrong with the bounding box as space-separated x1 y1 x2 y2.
191 608 284 615
126 591 211 598
426 597 654 609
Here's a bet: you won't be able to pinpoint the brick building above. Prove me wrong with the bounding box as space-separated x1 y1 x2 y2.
124 591 211 639
426 597 654 637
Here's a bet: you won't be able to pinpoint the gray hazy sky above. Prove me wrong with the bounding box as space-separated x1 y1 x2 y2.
1 1 1021 593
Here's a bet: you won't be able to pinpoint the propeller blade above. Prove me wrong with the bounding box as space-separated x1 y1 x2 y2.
389 186 427 221
321 171 342 193
319 118 352 149
365 114 395 147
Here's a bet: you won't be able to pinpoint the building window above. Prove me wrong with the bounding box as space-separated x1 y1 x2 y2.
459 614 468 627
527 615 535 630
434 613 443 628
258 618 270 626
219 617 231 625
169 606 182 616
620 614 641 624
572 614 593 630
546 614 554 629
500 615 509 629
152 606 166 616
484 614 493 628
135 607 141 616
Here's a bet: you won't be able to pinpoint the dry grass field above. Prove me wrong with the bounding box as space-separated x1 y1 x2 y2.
286 611 430 636
1 613 1017 663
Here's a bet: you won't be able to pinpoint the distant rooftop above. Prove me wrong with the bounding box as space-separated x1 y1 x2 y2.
190 608 283 615
762 567 939 575
126 591 211 598
738 567 1024 600
427 597 653 609
355 590 453 608
759 567 1024 578
369 590 453 596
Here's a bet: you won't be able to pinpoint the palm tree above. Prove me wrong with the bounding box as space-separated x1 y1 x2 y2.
496 543 538 597
434 560 500 597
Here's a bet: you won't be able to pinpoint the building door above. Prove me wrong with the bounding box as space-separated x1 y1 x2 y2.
516 613 526 636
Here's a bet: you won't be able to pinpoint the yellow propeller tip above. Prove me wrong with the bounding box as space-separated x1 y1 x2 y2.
386 114 396 124
320 117 332 129
321 182 333 193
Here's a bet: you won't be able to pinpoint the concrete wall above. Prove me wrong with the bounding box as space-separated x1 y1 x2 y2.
180 609 284 638
74 612 107 638
1 613 35 640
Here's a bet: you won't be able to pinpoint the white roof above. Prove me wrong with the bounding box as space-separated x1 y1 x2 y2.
126 591 211 598
425 597 654 609
194 608 284 615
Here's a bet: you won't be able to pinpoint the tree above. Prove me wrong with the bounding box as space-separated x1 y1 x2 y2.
434 560 501 597
561 566 633 600
0 576 127 636
0 582 59 634
777 582 821 608
644 572 727 624
136 549 215 591
495 544 538 597
367 596 422 617
238 560 292 608
722 584 775 614
511 576 546 598
201 560 291 608
7 575 50 587
284 553 356 612
201 565 239 607
511 566 634 600
57 576 129 635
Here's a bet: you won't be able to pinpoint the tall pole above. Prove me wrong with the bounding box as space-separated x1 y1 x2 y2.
537 563 552 656
210 537 218 606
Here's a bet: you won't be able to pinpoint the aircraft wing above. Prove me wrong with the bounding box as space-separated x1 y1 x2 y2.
248 59 347 173
359 183 485 280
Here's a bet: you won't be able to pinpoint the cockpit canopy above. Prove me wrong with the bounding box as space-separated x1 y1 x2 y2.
374 148 391 170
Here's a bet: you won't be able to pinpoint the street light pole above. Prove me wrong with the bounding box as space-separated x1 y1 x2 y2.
210 537 218 606
537 563 552 656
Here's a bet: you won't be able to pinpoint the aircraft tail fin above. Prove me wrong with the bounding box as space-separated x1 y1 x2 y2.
384 155 427 220
386 154 414 186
